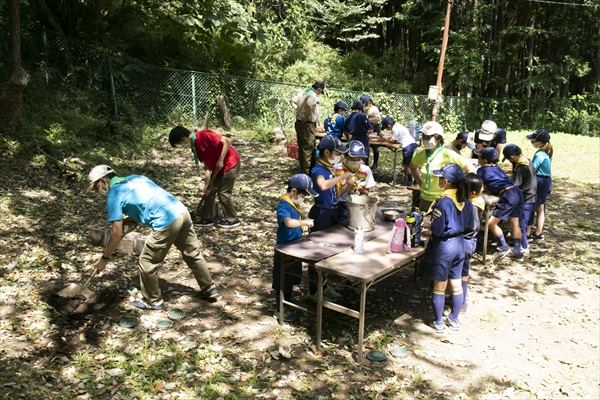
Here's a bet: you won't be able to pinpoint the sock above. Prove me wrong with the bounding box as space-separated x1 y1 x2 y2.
461 281 468 306
432 293 445 323
513 238 522 255
496 234 508 250
521 231 529 249
449 292 464 320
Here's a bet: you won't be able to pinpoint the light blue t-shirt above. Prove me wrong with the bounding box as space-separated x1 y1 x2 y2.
532 150 552 177
324 114 346 139
106 175 187 231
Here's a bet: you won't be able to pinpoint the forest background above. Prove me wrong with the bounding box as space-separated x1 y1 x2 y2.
0 0 599 149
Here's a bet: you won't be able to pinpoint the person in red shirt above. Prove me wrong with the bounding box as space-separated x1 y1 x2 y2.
169 126 241 228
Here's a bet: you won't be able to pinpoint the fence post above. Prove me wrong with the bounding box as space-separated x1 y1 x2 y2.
191 72 197 124
108 58 118 118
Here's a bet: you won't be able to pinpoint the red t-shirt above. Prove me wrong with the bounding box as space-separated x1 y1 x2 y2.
193 129 240 175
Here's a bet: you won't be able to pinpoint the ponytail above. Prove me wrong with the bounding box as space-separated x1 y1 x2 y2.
456 178 469 203
542 142 553 158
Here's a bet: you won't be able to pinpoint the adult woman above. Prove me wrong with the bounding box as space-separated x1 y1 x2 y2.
409 121 474 212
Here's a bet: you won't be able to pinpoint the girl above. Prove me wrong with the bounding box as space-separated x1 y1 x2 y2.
462 173 484 312
422 163 473 332
526 129 553 241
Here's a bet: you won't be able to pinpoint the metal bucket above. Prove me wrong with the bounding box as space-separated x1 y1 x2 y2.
346 194 378 231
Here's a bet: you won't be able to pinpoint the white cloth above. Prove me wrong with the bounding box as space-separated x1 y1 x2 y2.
391 122 415 148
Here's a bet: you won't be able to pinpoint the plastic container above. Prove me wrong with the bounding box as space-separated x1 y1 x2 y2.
387 218 410 253
287 139 298 159
354 227 364 254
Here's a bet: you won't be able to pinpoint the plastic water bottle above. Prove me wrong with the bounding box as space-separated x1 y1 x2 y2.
354 227 364 254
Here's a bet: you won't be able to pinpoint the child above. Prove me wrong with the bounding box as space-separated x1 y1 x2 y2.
324 101 349 141
273 173 317 322
502 144 537 256
345 100 372 162
461 173 484 312
382 116 418 185
334 140 377 201
474 147 524 260
360 95 382 169
422 163 473 332
526 129 553 241
307 136 352 300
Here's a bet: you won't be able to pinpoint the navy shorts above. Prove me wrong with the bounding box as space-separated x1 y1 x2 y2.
308 205 347 232
463 238 477 276
535 176 552 206
402 143 418 166
492 187 523 221
424 236 465 281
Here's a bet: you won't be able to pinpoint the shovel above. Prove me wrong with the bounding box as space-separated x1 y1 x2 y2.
57 266 100 298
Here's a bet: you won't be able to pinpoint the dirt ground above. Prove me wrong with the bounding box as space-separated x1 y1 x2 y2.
0 137 598 399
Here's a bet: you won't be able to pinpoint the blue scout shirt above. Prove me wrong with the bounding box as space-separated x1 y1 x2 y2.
345 111 371 138
532 150 552 177
310 162 339 208
276 199 302 245
106 175 187 231
476 165 513 196
430 195 473 239
324 114 346 140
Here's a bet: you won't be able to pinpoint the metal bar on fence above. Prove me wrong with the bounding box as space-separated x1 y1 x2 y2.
108 58 118 118
191 72 197 124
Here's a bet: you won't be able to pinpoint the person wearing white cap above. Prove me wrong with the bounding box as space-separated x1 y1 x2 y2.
473 120 507 157
88 165 218 310
409 121 474 212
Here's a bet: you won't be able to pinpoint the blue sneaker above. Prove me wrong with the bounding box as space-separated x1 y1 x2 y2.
433 320 445 333
493 247 511 260
446 317 460 331
132 298 164 311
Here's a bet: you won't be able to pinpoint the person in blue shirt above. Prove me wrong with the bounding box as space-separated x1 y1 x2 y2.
324 101 349 140
526 129 553 242
273 173 317 322
88 165 218 311
421 164 473 333
345 100 372 163
502 144 537 256
474 148 524 260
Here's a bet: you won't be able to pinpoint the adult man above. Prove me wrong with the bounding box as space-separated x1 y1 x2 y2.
446 131 475 155
292 81 326 174
169 126 241 228
88 165 218 310
473 120 507 157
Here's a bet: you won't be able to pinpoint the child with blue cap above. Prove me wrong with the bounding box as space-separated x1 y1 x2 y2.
324 101 349 140
334 140 376 200
502 144 537 256
345 100 372 163
421 163 473 332
273 173 318 322
526 129 553 241
474 147 524 260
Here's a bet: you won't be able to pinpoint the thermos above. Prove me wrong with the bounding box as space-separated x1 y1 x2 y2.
406 211 424 246
387 218 410 253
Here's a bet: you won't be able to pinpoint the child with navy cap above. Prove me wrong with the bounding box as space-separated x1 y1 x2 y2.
474 147 524 260
502 144 537 256
461 173 484 312
324 101 349 140
273 173 317 322
382 116 418 185
422 163 473 332
334 140 376 200
345 100 372 163
526 129 553 241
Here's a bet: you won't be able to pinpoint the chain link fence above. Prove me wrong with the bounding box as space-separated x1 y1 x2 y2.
3 29 598 136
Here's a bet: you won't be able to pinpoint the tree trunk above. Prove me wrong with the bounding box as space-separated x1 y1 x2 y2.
217 95 232 130
0 0 29 135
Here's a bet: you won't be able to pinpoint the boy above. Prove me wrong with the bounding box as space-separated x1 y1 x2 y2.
345 100 372 162
273 173 317 322
474 147 524 260
360 95 382 169
334 140 376 201
502 144 537 256
169 126 241 228
324 101 349 140
382 116 418 185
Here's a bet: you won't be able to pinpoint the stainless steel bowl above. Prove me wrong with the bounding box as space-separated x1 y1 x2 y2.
382 209 404 221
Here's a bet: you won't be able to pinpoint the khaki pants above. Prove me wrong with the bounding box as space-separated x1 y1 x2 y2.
295 120 316 174
197 163 239 221
138 212 213 303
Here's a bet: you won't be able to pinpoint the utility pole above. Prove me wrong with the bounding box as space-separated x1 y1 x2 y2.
431 0 453 122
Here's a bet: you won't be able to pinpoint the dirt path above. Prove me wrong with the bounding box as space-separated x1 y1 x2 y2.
0 139 598 399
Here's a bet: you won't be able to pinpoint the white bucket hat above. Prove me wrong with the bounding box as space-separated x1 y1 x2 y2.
88 165 114 190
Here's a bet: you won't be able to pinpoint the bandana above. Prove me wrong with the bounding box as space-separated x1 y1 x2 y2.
471 194 485 211
109 176 128 187
515 155 529 167
279 194 301 213
443 188 465 211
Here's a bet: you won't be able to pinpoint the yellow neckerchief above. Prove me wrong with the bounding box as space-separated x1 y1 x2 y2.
443 188 465 211
342 158 360 173
471 194 485 211
515 154 529 167
316 157 335 175
279 194 301 213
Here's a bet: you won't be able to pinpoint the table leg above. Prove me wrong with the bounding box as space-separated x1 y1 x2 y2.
392 150 398 187
483 207 492 263
357 281 367 364
316 269 324 350
278 252 285 324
